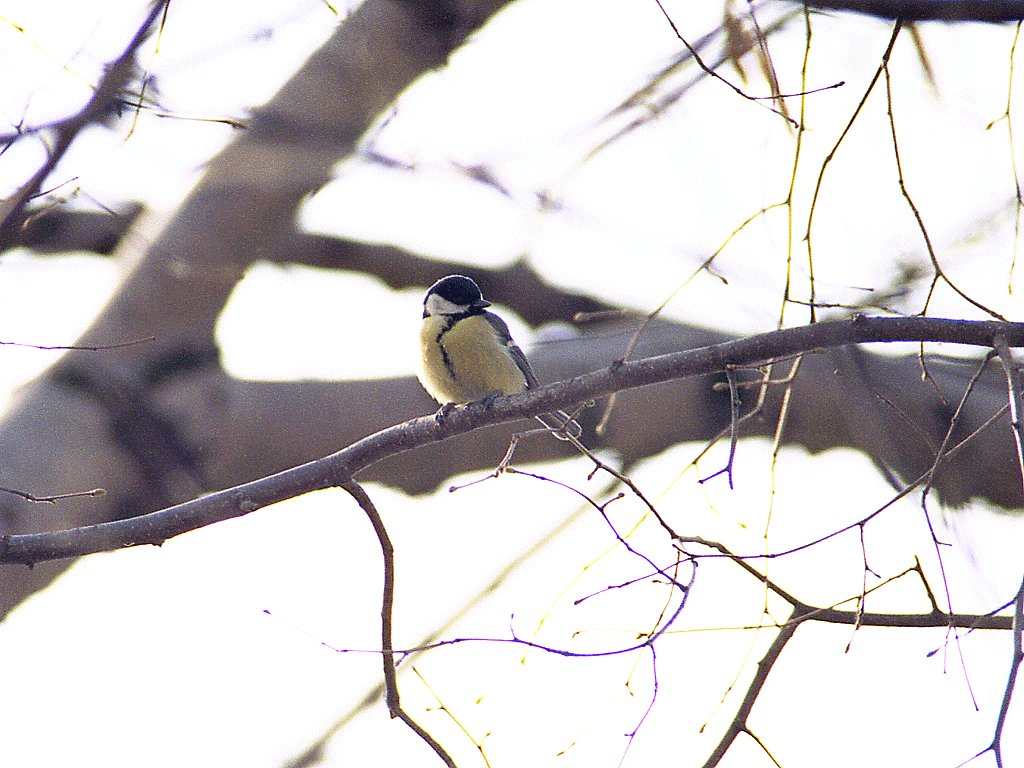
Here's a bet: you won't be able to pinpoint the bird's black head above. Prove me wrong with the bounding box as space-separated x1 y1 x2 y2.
423 275 491 317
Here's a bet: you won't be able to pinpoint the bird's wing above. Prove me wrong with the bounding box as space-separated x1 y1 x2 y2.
483 311 540 388
483 311 583 441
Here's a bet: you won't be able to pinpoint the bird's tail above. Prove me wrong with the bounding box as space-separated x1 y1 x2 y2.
534 410 583 442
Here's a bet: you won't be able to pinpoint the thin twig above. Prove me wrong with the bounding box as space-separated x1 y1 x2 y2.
0 336 155 352
341 480 456 768
284 479 616 768
690 364 796 470
411 667 492 768
681 387 1012 566
804 20 902 259
508 467 690 594
992 576 1024 767
885 62 1007 321
652 0 800 127
993 334 1024 487
123 0 173 142
0 485 105 504
986 22 1024 292
0 1 168 247
584 8 801 164
916 352 1001 708
782 1 816 324
595 202 784 435
989 336 1024 767
699 367 741 488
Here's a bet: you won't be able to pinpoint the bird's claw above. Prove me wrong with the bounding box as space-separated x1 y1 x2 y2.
434 402 456 424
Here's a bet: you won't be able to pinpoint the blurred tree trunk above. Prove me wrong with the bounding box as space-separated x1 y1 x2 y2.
0 0 515 616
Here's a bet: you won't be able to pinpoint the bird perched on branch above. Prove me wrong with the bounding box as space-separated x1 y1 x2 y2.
418 274 582 441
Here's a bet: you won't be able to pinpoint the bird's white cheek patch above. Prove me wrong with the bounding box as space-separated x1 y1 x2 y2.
424 294 465 316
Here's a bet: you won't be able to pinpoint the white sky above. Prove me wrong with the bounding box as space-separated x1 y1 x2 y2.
0 1 1023 766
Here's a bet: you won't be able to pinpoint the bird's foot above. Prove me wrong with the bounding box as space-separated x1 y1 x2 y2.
434 402 457 424
480 391 502 409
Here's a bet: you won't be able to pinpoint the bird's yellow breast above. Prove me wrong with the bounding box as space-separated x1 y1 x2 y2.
419 314 528 404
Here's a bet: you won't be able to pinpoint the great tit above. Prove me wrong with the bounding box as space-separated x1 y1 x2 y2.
418 274 582 440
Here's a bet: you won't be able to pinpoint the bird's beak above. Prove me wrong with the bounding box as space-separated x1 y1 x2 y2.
472 299 491 309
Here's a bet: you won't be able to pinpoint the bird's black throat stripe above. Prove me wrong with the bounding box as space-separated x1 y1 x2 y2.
435 312 470 378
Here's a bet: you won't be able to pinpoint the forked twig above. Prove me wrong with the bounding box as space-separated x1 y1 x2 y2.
699 368 741 488
884 63 1007 321
652 0 800 127
0 485 105 504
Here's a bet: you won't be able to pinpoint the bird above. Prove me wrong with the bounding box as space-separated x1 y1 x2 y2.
418 274 582 441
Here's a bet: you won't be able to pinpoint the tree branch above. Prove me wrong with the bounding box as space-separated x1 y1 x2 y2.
799 0 1024 21
10 218 612 327
281 233 614 326
13 205 144 254
2 315 1022 566
343 479 456 767
701 620 800 768
0 2 165 249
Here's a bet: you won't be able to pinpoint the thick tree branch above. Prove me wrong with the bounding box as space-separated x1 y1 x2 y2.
3 315 1023 566
9 219 611 326
13 205 144 254
799 0 1024 21
284 233 614 325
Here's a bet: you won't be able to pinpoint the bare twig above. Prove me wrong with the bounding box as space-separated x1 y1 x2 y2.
0 486 105 504
284 479 614 768
992 576 1024 767
342 479 456 768
411 667 492 768
884 62 1007 321
0 1 168 248
586 9 801 163
681 379 1013 567
699 367 741 488
911 355 997 702
985 22 1023 292
507 467 689 594
784 2 816 323
123 0 173 142
701 618 799 767
765 355 804 540
652 0 800 127
594 202 784 435
683 534 1020 766
988 336 1024 767
690 364 797 470
0 337 155 352
993 335 1024 487
804 20 902 275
